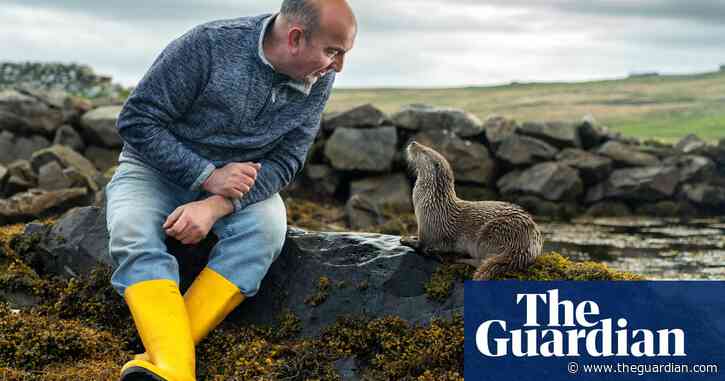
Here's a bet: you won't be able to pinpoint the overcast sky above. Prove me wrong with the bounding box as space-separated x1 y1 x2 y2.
2 0 725 88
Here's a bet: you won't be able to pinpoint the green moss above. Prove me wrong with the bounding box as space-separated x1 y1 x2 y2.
425 264 474 302
497 252 644 280
305 276 332 306
0 303 125 371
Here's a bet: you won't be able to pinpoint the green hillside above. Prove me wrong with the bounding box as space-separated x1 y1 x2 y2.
326 70 725 143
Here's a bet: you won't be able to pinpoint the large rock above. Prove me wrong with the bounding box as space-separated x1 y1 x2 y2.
2 160 37 196
349 173 413 212
0 187 88 225
674 134 707 154
300 164 341 198
345 193 385 229
322 104 386 132
324 126 397 171
53 124 86 153
30 144 100 192
596 141 659 167
577 116 611 149
37 161 73 191
0 164 7 186
497 162 583 201
495 134 559 166
518 121 580 149
555 148 613 185
0 89 64 136
414 130 496 185
662 155 716 183
0 130 51 165
483 115 518 148
391 104 484 137
585 166 680 202
84 145 120 172
679 183 725 208
79 105 123 148
21 206 464 337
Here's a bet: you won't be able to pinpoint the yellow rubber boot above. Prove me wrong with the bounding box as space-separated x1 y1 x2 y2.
134 267 245 363
120 279 196 381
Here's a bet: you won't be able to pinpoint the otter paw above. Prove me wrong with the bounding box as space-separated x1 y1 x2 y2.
400 236 421 250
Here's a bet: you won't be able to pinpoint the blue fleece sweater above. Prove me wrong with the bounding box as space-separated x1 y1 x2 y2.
116 13 335 212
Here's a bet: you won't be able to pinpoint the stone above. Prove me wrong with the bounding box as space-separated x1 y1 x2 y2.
674 134 707 154
84 145 120 172
634 201 699 218
301 164 341 197
345 194 385 229
322 104 386 132
509 195 580 220
483 115 518 148
30 144 100 192
79 105 123 148
497 162 583 201
414 130 496 185
596 141 659 167
38 161 72 190
0 164 7 186
0 130 51 165
518 121 581 148
324 127 397 171
495 134 559 166
662 155 715 183
556 148 613 185
587 166 680 202
454 184 498 201
585 202 632 217
349 173 413 212
0 187 88 225
0 89 64 136
391 104 484 137
680 183 725 208
577 116 611 149
52 124 86 153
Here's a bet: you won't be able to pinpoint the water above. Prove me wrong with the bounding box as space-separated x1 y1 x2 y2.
540 217 725 280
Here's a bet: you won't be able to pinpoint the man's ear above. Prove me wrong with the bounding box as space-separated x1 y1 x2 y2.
288 27 304 55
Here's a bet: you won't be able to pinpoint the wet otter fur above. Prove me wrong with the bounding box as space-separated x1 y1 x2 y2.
401 141 543 279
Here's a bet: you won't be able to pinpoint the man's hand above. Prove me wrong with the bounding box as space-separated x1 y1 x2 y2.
203 162 261 198
163 196 233 245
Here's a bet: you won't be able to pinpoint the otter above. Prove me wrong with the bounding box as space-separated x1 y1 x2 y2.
400 141 543 280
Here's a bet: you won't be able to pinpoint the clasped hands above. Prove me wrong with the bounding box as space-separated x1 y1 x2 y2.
163 162 261 245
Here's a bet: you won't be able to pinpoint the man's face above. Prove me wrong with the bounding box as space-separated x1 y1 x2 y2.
292 25 355 83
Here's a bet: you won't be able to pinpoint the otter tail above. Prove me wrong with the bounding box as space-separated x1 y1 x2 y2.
472 251 531 280
473 227 543 280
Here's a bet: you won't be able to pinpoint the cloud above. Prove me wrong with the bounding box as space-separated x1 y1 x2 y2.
2 1 725 88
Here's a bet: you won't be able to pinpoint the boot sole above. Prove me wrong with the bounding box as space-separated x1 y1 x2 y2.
120 366 166 381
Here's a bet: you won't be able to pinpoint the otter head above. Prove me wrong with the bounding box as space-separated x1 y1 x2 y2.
405 141 455 185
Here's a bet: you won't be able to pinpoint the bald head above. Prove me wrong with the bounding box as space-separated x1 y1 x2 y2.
280 0 357 40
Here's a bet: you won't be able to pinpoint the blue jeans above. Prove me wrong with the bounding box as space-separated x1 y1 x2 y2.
105 160 287 297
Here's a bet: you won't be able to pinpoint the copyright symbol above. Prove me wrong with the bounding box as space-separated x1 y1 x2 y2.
568 361 579 374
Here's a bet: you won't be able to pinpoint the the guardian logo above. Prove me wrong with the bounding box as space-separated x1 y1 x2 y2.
476 289 686 357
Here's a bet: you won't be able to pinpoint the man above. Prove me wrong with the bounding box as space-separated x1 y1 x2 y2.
105 1 356 380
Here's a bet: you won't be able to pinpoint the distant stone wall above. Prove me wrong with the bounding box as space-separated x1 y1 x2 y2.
1 84 724 226
0 62 127 100
298 104 725 226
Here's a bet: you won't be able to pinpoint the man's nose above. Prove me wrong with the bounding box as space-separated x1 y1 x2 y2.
332 54 345 73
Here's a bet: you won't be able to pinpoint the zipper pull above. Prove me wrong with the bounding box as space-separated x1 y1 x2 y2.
271 88 277 104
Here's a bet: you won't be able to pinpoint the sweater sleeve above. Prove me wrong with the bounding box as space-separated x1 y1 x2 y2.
232 75 335 212
116 26 216 190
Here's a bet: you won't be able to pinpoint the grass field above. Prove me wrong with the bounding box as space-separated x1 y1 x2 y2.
326 70 725 143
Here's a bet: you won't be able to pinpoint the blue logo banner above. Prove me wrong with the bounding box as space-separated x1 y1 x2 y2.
464 281 725 380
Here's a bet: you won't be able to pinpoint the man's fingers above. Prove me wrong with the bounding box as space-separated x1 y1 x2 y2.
166 217 189 238
163 208 183 229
